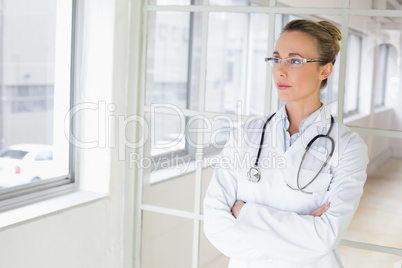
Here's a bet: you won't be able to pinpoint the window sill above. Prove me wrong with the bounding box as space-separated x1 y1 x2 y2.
343 107 393 125
343 112 369 125
0 191 108 231
374 105 392 114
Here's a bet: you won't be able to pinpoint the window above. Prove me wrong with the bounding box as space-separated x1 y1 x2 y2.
146 9 269 174
0 0 76 211
140 1 402 267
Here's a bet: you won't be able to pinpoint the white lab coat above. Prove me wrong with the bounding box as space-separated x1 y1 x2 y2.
203 106 368 268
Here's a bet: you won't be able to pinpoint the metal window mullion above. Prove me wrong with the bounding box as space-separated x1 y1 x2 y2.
185 9 196 157
349 8 402 17
191 7 209 268
244 11 252 115
338 11 350 122
265 9 276 115
146 5 346 15
69 0 79 190
186 11 195 111
135 0 150 266
145 4 402 18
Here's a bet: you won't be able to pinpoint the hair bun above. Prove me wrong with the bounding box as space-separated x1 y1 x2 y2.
318 21 342 42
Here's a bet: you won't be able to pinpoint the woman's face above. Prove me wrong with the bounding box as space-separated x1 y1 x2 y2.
272 31 330 105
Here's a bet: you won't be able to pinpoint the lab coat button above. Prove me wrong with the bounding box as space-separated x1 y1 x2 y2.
268 259 273 263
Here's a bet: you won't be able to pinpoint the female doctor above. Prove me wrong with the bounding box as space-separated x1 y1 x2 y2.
203 19 369 268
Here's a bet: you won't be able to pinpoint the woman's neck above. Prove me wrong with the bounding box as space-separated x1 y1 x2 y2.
285 101 322 136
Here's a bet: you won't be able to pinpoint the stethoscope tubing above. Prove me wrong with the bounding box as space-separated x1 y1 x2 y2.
248 113 335 194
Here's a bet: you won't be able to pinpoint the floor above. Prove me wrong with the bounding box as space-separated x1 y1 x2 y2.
340 157 402 267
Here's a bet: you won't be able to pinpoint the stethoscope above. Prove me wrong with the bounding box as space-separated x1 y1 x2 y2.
247 113 335 195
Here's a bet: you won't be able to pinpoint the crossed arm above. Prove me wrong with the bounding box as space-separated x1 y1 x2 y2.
231 200 331 218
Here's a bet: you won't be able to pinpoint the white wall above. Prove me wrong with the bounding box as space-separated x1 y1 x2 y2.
0 200 117 267
0 0 139 268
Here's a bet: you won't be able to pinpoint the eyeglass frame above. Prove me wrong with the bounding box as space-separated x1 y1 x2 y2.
265 57 326 68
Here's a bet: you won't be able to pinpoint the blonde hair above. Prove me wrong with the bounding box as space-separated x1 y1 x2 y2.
282 19 342 89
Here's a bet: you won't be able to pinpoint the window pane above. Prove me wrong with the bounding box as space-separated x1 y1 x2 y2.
0 0 71 189
205 12 268 115
150 112 186 157
202 116 233 155
145 11 203 110
346 16 402 131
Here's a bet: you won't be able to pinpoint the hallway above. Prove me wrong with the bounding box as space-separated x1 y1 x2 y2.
340 157 402 267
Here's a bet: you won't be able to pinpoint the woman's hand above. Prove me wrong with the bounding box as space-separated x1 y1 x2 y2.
231 200 246 219
311 202 330 217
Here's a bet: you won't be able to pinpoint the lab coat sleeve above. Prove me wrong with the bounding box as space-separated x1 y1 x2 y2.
203 129 265 260
232 132 369 263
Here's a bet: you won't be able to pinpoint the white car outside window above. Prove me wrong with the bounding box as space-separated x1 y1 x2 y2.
0 144 56 188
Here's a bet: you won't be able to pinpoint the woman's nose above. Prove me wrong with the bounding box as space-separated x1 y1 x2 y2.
275 61 288 77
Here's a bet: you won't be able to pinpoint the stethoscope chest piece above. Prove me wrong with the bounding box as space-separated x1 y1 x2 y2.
247 166 261 183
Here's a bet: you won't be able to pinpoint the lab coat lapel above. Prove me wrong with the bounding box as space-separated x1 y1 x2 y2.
271 114 285 156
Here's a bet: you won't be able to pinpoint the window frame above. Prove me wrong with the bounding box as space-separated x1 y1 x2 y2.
139 2 402 267
0 0 78 212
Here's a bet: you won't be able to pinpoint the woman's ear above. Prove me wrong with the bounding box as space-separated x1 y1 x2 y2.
320 63 333 80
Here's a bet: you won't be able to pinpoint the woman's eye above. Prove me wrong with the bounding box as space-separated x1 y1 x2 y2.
290 58 302 65
273 58 281 63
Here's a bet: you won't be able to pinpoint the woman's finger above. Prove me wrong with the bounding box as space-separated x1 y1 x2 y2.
311 202 330 217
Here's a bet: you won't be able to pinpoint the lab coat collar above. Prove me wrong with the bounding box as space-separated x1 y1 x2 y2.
273 104 334 157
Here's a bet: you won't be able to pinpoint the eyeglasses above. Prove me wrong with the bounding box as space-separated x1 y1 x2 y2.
265 57 325 68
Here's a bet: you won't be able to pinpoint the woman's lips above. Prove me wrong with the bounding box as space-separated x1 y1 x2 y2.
277 83 291 90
